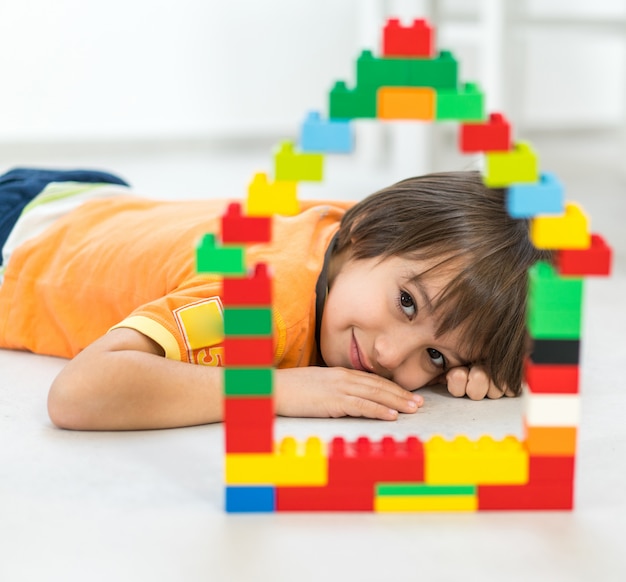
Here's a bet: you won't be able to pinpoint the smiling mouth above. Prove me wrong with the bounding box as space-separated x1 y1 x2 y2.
350 331 371 373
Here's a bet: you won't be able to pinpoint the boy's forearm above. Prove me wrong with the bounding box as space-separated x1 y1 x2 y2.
49 348 224 431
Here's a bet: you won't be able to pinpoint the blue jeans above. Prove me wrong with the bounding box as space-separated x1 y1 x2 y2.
0 167 129 265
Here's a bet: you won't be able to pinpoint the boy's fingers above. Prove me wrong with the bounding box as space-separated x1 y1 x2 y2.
446 367 470 397
465 367 490 401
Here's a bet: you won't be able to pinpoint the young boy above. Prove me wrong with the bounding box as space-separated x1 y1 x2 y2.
0 168 549 430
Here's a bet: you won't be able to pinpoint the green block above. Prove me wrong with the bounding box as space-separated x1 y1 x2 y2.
527 308 582 340
376 483 476 497
224 307 273 336
529 261 584 310
406 50 458 89
196 234 246 276
355 50 458 91
274 140 324 181
356 50 410 87
527 261 584 339
329 80 377 119
436 82 485 121
224 368 273 396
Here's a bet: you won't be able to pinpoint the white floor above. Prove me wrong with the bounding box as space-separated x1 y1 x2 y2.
1 129 625 582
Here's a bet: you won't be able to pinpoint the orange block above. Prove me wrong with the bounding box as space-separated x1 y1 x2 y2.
524 423 577 456
377 87 435 120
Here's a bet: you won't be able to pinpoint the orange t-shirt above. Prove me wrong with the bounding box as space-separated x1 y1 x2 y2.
0 196 352 368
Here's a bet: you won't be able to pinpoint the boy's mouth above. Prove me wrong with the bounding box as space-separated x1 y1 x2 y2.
350 331 372 373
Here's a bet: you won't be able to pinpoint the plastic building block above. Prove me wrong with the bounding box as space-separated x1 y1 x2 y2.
224 397 274 453
196 233 246 276
556 233 612 276
527 261 584 340
222 337 274 366
530 202 590 250
328 80 377 119
435 82 485 121
478 481 574 510
377 87 435 120
531 339 580 365
483 141 539 188
225 437 327 486
224 367 273 397
382 18 434 57
223 263 272 306
274 140 324 182
226 486 275 512
356 50 458 90
374 484 477 512
221 203 271 243
424 435 528 485
328 436 424 484
375 494 477 512
524 392 581 427
529 455 575 483
524 423 577 456
459 112 511 153
524 361 579 394
407 50 458 89
300 111 354 153
478 449 576 510
276 483 375 512
223 307 272 337
247 173 299 217
506 172 565 219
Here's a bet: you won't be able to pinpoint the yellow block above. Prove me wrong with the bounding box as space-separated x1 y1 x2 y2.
483 141 539 187
246 172 299 216
226 437 327 486
530 201 590 250
375 495 477 512
425 435 529 485
377 87 435 120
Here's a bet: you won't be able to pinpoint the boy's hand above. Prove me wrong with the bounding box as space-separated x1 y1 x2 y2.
445 366 515 400
275 367 424 421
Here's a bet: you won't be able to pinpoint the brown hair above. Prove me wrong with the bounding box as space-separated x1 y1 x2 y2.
333 171 551 395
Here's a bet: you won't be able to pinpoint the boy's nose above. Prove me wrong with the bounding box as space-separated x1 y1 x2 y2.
373 334 412 373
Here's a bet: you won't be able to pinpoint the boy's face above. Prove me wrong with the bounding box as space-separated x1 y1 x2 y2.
320 254 470 391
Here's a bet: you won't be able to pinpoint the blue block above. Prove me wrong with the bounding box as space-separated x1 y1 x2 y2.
225 486 275 513
300 111 354 153
506 172 564 219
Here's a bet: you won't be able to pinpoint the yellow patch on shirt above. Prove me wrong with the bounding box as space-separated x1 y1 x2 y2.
173 297 224 365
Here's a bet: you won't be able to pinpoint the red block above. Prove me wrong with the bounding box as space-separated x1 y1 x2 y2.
223 264 272 306
459 112 511 153
277 484 374 511
524 361 579 394
221 203 271 244
556 234 612 276
529 455 575 484
223 338 274 366
478 482 574 510
478 454 575 510
382 18 434 57
224 397 274 453
328 436 424 484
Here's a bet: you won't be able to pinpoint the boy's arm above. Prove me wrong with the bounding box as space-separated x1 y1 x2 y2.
48 327 224 430
48 328 423 431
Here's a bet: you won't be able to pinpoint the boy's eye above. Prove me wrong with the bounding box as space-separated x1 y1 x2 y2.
398 290 417 319
427 348 446 369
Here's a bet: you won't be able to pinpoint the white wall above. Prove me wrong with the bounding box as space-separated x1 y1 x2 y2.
0 0 624 143
0 0 361 141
